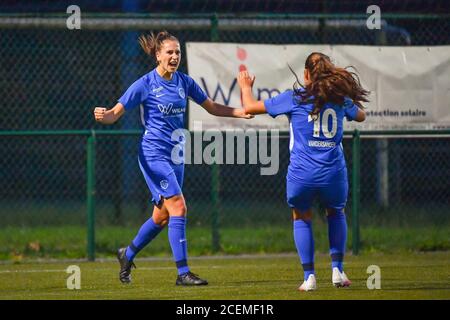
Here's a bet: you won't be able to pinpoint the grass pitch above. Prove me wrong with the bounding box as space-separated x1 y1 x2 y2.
0 252 448 300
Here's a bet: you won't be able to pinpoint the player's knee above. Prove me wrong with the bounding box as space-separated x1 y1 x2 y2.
326 208 345 217
293 208 312 221
172 200 187 216
152 208 170 226
177 205 187 216
157 217 169 227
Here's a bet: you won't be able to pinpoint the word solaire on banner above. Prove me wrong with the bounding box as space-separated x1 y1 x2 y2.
187 43 450 131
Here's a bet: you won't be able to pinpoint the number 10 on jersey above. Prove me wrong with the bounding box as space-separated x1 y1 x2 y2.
310 109 337 139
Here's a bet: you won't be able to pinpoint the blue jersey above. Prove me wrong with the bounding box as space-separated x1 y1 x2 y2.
264 89 358 185
118 69 208 162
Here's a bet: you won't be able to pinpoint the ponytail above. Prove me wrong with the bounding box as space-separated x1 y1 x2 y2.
138 30 178 62
291 52 370 118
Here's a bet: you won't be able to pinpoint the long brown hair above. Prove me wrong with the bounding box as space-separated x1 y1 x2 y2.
138 30 179 62
290 52 370 118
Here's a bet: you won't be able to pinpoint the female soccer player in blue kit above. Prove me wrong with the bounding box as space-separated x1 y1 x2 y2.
94 31 252 286
237 52 368 291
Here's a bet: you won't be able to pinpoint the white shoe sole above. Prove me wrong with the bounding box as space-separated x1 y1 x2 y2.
298 286 316 292
333 280 351 288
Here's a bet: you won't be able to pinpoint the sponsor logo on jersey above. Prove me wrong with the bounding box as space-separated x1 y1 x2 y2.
158 103 173 114
158 103 185 116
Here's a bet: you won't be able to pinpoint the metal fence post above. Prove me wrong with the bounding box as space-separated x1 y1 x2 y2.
211 163 221 252
210 17 220 252
211 13 219 42
352 129 361 255
86 131 96 261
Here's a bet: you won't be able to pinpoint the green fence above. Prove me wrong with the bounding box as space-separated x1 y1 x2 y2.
1 13 450 131
1 130 449 261
1 13 449 261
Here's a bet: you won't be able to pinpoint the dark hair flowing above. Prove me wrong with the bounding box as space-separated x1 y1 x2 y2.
290 52 370 118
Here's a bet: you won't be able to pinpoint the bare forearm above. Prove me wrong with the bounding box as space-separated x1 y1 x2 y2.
241 87 257 108
101 109 121 124
240 88 266 115
209 102 239 117
202 99 240 118
94 103 125 125
200 98 251 119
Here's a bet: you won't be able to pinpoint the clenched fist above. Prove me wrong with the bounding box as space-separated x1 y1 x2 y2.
93 107 107 123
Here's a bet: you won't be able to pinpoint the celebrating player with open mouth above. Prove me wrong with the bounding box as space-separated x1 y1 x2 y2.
94 31 252 286
237 52 368 291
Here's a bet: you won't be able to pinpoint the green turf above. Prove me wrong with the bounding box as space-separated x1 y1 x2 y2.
0 252 448 300
1 225 449 261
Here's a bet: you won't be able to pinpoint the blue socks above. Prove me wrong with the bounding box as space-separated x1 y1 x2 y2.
293 219 315 281
168 216 190 275
125 215 190 276
126 217 163 262
293 210 347 280
327 210 347 272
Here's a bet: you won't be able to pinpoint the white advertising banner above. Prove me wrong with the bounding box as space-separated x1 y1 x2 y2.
186 43 450 131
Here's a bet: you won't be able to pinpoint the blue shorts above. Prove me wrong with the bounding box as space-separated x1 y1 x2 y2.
138 153 184 206
286 178 348 211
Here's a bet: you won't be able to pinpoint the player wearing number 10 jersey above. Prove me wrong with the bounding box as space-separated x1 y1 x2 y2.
237 52 369 291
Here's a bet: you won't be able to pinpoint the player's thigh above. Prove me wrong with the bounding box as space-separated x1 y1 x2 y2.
319 180 349 211
173 163 185 189
138 157 183 207
286 179 317 212
161 163 186 217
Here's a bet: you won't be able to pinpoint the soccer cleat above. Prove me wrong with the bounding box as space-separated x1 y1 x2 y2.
176 271 208 286
117 247 136 284
332 267 351 287
298 274 317 292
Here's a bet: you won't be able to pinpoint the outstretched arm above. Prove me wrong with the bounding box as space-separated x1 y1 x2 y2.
237 71 267 115
201 98 253 119
93 103 125 125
